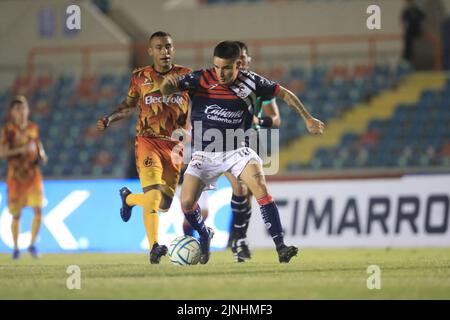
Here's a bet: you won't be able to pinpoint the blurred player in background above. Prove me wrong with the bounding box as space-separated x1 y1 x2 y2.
97 31 192 264
161 41 324 264
225 41 281 263
0 95 48 259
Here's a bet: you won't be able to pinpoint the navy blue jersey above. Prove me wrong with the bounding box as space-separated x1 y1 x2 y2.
178 68 280 151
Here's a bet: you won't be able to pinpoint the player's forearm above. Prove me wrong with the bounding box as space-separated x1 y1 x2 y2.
277 87 312 121
0 146 24 158
107 100 135 123
38 141 47 159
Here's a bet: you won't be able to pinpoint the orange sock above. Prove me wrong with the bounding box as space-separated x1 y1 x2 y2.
142 190 162 249
30 211 42 246
11 217 20 250
126 193 145 207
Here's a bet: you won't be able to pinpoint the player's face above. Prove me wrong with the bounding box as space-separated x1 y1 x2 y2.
148 36 174 71
213 57 241 85
239 49 251 70
10 102 29 125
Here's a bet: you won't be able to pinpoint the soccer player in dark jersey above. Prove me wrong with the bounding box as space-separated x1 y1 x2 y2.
97 31 192 264
225 41 281 263
161 41 324 264
0 95 48 259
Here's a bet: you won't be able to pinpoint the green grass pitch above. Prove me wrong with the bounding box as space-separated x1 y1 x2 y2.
1 248 449 299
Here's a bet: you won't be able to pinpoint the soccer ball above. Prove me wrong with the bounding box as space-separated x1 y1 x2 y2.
168 235 201 266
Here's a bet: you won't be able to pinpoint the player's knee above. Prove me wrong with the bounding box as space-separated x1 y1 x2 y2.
159 194 173 212
34 208 42 218
142 190 162 212
232 181 247 197
181 197 197 213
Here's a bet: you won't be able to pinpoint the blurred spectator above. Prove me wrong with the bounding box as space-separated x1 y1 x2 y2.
439 142 450 157
359 130 380 146
422 0 445 37
85 124 103 140
93 150 113 166
401 0 426 62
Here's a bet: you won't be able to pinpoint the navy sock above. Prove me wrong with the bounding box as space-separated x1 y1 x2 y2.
183 223 194 237
183 204 209 238
231 194 252 240
243 203 252 235
258 195 285 249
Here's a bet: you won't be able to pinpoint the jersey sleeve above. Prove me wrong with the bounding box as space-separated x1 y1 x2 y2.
0 125 13 147
177 70 202 92
127 73 140 99
254 73 280 101
31 123 40 141
261 97 276 106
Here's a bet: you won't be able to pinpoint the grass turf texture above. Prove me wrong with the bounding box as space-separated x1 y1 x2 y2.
1 248 449 299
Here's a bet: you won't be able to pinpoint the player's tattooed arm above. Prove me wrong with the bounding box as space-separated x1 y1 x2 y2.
0 131 29 158
160 74 181 96
37 140 48 165
0 142 30 158
276 86 325 135
97 96 138 131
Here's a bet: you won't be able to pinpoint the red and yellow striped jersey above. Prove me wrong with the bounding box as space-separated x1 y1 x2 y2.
127 65 192 140
1 121 41 181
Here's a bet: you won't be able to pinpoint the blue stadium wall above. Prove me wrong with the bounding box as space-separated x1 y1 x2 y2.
0 177 233 253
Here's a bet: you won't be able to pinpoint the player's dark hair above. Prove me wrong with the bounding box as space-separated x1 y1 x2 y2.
235 41 249 55
213 41 240 61
9 96 26 110
149 31 172 42
3 96 26 123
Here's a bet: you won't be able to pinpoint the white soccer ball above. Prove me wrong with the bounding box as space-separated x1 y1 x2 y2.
168 235 201 266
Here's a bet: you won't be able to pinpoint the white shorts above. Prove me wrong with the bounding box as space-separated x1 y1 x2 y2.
185 147 263 190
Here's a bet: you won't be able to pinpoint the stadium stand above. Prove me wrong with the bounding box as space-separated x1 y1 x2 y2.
282 71 450 172
0 72 133 179
4 61 445 179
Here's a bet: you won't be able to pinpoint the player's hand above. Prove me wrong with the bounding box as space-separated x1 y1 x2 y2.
253 116 259 125
163 74 179 88
40 153 48 166
97 117 110 131
306 117 324 135
25 141 37 154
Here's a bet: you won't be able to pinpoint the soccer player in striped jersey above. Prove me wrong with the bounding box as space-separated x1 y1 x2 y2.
161 41 324 264
97 31 191 264
0 95 48 259
225 41 281 263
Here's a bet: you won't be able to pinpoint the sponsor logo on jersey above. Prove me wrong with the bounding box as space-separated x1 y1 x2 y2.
204 104 244 124
142 77 153 86
144 94 184 105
